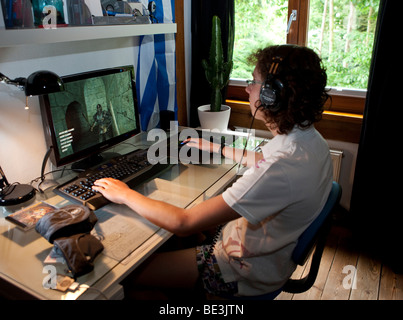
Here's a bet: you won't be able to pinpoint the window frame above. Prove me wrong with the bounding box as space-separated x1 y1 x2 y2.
227 0 367 143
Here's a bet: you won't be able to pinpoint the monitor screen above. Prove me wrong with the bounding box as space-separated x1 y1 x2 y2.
40 65 140 169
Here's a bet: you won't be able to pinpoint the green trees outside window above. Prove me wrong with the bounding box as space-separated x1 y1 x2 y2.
232 0 379 90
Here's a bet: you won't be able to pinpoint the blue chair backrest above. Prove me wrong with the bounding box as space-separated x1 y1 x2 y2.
292 181 341 266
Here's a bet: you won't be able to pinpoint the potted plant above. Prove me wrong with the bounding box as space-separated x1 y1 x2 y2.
198 15 233 131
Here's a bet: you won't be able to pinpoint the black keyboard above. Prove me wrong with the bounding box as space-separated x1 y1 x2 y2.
54 149 170 210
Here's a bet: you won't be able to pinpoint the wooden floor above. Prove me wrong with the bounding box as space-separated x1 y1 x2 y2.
275 224 403 300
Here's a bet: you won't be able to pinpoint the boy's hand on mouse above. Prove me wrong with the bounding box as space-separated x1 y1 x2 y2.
182 138 220 154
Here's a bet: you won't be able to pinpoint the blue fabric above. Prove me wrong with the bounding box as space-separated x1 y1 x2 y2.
136 0 177 131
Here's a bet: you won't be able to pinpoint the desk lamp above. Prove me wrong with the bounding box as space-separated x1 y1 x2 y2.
0 70 64 206
0 70 64 97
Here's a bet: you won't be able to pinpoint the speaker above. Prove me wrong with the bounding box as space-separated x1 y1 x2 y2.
260 57 285 112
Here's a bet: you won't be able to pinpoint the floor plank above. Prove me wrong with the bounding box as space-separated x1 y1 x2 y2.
292 230 338 300
314 226 356 299
350 253 381 300
276 263 306 300
275 224 403 300
379 264 403 300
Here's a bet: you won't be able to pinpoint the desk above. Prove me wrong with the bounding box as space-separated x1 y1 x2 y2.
0 131 253 300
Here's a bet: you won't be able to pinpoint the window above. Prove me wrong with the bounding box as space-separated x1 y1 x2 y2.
231 0 288 80
227 0 380 143
229 0 380 114
308 0 380 91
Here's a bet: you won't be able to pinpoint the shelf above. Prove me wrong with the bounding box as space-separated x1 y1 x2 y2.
0 23 177 47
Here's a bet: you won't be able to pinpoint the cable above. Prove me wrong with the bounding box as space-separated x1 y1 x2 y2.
31 167 84 193
203 107 264 266
207 224 224 258
0 182 20 197
236 106 262 174
40 146 53 183
37 146 54 193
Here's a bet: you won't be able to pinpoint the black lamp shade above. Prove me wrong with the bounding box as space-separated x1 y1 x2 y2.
24 70 64 96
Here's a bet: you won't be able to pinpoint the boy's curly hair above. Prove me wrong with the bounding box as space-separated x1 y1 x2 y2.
248 45 329 134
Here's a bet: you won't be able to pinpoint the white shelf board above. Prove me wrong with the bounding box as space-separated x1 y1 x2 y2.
0 23 177 47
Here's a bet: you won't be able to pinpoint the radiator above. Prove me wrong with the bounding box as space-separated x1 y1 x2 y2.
330 149 343 183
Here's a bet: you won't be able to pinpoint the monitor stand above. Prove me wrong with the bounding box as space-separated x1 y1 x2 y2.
71 152 121 172
71 154 104 172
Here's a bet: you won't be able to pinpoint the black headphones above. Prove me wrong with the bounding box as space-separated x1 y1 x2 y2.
259 44 300 112
259 56 286 112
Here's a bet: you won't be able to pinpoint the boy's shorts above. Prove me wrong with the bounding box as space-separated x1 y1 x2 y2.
196 245 238 296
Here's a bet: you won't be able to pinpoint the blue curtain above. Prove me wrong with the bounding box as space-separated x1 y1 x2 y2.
136 0 177 131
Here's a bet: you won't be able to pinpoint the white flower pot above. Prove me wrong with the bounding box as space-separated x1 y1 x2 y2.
197 104 231 132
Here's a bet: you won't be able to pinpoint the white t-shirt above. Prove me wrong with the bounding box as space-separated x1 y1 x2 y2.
219 125 333 296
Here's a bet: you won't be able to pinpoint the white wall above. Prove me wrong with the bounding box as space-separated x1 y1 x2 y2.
0 37 140 185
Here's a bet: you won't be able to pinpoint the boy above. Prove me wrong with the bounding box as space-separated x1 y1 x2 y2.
93 44 333 297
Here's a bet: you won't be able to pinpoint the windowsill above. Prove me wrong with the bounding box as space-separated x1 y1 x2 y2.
226 100 363 144
323 110 363 120
229 79 367 97
227 82 366 115
327 87 367 98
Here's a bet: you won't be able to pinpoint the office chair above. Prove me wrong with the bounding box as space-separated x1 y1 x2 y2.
223 181 342 300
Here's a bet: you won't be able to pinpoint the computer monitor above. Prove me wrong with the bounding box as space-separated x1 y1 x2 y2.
40 65 141 170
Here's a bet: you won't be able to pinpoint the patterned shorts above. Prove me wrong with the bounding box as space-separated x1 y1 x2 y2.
196 245 238 296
